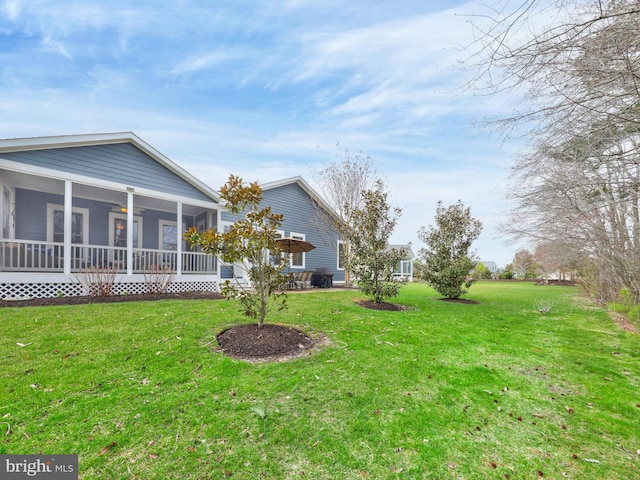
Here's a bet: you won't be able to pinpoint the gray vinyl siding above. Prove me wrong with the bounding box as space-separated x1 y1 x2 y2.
14 187 196 249
2 143 212 202
220 182 344 283
264 183 341 279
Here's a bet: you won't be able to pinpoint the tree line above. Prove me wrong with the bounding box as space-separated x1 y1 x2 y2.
470 0 640 304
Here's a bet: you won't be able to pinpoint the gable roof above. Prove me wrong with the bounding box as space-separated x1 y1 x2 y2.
261 176 339 221
0 132 220 203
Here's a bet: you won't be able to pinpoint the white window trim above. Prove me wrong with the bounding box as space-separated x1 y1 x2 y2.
289 231 306 269
220 221 233 234
47 203 89 244
158 219 187 251
270 229 285 264
337 240 346 271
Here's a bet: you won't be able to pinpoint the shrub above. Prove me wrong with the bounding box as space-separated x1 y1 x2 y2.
534 298 553 314
74 266 119 297
628 305 640 322
417 200 482 299
341 181 407 304
143 265 176 294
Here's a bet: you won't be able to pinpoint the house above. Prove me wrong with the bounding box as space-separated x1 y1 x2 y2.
0 133 345 299
482 261 498 274
219 176 346 286
0 132 222 299
389 244 414 282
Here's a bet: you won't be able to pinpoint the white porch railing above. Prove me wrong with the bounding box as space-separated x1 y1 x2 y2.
0 240 217 275
0 240 62 271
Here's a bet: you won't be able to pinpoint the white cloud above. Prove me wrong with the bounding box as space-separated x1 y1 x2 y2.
41 34 72 59
171 52 234 76
2 0 21 21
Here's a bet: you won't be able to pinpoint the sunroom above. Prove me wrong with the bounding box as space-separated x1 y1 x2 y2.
0 133 222 299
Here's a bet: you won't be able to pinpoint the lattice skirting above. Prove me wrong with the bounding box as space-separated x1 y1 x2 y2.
0 280 219 299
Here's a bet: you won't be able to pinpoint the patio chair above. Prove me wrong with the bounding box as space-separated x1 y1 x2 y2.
296 271 313 289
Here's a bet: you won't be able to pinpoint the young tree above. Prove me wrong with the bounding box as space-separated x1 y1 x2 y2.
342 180 407 303
512 249 537 280
498 265 515 280
471 261 492 280
418 200 483 299
313 145 380 287
184 175 288 327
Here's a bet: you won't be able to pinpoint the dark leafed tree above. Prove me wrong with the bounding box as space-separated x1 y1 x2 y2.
184 175 288 327
342 180 407 304
313 145 381 287
418 200 483 299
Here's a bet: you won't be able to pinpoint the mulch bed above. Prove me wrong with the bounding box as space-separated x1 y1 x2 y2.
535 279 576 286
216 323 316 362
357 300 405 311
0 291 224 308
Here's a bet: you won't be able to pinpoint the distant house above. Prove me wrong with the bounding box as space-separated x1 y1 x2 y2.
219 176 345 286
389 244 415 282
0 132 223 299
482 261 498 276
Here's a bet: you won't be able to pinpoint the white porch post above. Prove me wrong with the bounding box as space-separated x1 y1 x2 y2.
63 180 72 275
216 208 222 287
126 190 134 276
176 202 183 276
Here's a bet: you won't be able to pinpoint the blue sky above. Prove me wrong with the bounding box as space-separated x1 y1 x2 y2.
0 0 524 267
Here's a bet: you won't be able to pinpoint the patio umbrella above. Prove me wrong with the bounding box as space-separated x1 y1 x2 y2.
275 237 316 254
275 237 316 280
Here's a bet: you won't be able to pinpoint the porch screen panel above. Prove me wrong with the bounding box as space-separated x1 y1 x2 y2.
2 187 9 239
53 210 83 244
162 224 177 251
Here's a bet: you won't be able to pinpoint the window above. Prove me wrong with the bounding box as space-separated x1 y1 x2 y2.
289 232 305 268
108 212 142 248
337 240 346 271
158 220 187 251
47 204 89 245
271 230 285 265
47 204 90 263
221 222 233 234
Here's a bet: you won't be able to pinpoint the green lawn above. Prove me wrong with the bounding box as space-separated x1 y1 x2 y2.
1 282 638 479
